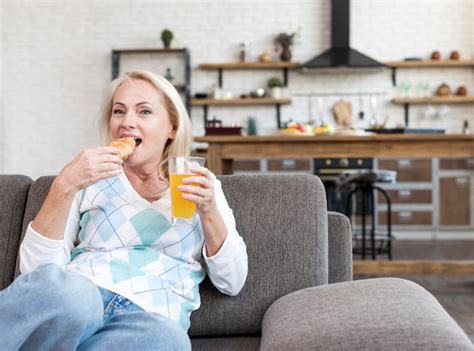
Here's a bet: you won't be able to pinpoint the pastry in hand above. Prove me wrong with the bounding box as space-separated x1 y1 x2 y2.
109 137 136 160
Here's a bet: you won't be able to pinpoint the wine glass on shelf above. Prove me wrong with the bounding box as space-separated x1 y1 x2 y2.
399 81 412 97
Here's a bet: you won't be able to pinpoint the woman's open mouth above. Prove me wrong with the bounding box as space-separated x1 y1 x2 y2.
133 137 142 146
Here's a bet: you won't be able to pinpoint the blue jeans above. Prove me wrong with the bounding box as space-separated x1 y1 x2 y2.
0 264 191 351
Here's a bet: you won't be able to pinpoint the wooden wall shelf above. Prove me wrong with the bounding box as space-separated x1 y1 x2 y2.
392 96 474 104
112 48 187 54
198 62 301 70
191 98 291 106
385 59 474 68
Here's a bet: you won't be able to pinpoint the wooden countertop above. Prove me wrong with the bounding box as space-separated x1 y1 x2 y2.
194 134 474 143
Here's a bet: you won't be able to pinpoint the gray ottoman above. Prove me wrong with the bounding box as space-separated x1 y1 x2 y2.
261 278 473 350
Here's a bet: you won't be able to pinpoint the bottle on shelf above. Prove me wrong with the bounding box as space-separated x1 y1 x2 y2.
164 67 174 82
463 120 471 134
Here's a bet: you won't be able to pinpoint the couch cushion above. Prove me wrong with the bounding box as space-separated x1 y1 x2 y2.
261 278 473 350
191 337 260 351
189 174 328 337
0 175 32 289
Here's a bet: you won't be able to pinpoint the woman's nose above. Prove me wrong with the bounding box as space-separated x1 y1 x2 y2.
121 111 137 128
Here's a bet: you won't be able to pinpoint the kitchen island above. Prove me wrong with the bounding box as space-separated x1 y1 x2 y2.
194 134 474 275
194 134 474 175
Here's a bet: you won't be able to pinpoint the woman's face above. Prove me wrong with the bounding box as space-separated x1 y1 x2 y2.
110 79 174 168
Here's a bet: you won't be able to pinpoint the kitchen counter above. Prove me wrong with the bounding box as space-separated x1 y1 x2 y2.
194 134 474 175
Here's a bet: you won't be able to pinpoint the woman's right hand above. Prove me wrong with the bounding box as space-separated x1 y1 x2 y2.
55 146 123 194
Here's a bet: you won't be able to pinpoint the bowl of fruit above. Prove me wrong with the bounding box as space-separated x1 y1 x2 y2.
279 121 314 135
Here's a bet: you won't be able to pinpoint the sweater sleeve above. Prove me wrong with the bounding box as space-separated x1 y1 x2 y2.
202 175 248 296
19 190 82 274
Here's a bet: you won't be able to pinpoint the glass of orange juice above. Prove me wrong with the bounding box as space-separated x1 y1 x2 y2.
169 156 206 221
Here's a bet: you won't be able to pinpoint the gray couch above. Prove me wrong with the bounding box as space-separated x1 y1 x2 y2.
0 174 472 350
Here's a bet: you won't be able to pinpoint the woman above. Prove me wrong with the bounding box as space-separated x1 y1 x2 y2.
0 70 248 350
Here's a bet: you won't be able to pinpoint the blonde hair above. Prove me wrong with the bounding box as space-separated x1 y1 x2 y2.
99 70 192 180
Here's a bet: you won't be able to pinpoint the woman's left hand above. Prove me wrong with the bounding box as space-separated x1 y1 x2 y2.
178 166 217 218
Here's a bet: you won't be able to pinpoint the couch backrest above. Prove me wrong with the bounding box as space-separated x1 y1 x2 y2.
189 174 328 337
0 175 32 289
7 174 329 337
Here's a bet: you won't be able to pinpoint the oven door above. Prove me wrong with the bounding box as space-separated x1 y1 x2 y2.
314 158 374 214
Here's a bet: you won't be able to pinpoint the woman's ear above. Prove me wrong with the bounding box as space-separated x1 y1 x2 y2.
169 128 176 140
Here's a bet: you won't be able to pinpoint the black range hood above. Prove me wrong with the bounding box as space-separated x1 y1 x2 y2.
302 0 383 69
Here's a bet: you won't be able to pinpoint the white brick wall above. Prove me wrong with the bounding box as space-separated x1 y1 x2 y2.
1 0 473 178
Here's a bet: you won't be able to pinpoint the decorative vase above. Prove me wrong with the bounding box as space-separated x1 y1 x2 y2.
280 44 292 62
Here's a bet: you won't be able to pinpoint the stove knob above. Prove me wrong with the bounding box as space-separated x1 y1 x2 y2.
339 158 349 167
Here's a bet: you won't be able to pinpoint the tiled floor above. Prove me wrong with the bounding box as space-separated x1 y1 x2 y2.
354 240 474 342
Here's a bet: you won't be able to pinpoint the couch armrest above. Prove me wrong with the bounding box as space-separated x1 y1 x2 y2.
327 211 352 283
0 175 33 289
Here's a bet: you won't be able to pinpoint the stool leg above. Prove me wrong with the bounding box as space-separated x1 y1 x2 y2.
374 185 393 260
369 186 376 260
346 187 358 256
361 187 366 260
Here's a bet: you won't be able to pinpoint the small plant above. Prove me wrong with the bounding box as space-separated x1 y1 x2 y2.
161 29 174 48
161 29 173 41
267 77 284 88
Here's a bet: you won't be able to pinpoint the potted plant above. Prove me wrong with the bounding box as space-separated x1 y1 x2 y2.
161 29 173 48
267 77 284 98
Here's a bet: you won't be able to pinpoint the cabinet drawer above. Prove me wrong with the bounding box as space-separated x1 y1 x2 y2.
378 210 432 225
440 158 474 170
268 159 311 172
377 189 432 204
233 160 260 172
378 159 432 182
439 177 470 225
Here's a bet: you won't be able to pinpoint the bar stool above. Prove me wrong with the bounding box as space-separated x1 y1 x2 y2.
337 170 397 260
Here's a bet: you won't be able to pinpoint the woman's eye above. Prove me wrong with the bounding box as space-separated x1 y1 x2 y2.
113 109 125 115
139 110 152 116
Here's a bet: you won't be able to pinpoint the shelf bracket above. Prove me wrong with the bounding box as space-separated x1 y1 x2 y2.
218 69 223 88
112 51 120 80
276 105 282 129
391 67 397 87
203 105 209 127
283 68 289 86
404 104 409 127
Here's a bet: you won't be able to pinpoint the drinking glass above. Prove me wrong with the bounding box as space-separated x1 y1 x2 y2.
169 156 206 221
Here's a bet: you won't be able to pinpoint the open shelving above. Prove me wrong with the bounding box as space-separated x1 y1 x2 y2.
385 59 474 86
196 61 300 128
385 59 474 126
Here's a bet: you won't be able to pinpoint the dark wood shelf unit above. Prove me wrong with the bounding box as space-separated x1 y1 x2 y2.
111 48 191 115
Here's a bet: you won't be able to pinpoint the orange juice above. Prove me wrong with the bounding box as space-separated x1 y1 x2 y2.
170 174 196 218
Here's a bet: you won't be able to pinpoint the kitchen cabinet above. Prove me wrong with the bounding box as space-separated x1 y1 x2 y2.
378 159 432 182
234 156 474 231
379 211 432 226
439 177 470 226
438 158 474 227
376 157 474 232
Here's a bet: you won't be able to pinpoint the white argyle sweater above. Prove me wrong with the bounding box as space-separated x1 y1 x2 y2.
20 171 248 330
